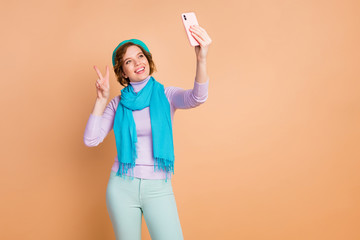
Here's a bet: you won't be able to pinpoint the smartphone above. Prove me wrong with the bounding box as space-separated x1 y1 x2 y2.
181 12 200 46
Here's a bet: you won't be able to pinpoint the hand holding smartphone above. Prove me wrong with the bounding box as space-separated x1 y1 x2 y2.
181 12 200 47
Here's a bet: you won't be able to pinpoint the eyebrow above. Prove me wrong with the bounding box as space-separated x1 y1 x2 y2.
124 52 143 62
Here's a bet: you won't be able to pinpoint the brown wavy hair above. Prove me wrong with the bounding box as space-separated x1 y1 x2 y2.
113 42 157 87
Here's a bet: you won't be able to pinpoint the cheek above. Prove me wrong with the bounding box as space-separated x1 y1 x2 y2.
143 57 149 65
145 60 150 70
123 65 132 74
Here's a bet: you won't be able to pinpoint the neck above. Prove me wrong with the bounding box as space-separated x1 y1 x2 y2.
130 75 151 93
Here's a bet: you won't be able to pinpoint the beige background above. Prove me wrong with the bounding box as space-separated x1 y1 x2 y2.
1 0 359 239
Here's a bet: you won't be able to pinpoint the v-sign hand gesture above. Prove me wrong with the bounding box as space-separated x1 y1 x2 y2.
94 65 110 101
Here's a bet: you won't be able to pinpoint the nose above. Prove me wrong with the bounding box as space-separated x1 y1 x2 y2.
134 59 141 66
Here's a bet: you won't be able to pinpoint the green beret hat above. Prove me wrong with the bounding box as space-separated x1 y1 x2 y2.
112 39 150 66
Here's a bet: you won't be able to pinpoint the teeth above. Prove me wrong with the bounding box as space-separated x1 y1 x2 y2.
136 67 145 73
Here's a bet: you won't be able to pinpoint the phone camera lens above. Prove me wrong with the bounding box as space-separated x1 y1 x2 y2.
183 15 187 20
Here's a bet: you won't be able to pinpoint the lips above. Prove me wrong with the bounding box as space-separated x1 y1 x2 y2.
135 67 145 73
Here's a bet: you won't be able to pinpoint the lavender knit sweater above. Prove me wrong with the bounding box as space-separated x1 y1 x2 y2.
83 75 209 179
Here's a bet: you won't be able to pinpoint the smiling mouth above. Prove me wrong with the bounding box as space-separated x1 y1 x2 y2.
135 67 145 73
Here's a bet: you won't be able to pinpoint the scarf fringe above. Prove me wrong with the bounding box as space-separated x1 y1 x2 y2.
115 138 138 180
115 159 173 182
115 162 135 180
154 157 174 182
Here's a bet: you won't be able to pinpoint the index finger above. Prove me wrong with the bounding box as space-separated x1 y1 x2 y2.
93 65 103 79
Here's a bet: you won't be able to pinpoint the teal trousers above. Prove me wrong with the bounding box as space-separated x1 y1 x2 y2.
106 170 184 240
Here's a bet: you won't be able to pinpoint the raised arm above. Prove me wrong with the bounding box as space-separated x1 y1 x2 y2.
83 97 118 147
83 65 114 147
165 80 209 109
189 24 212 84
166 25 212 110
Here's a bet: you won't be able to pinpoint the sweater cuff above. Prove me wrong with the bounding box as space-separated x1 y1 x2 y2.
193 77 209 97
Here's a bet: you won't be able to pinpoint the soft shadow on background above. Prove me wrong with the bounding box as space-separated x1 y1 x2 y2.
1 0 359 239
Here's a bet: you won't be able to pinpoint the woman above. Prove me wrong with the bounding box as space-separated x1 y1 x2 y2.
83 25 212 240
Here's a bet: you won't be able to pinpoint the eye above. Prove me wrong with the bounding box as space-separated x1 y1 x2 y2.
139 54 144 58
125 60 131 64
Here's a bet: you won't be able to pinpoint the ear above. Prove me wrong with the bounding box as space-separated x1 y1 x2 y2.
122 72 128 79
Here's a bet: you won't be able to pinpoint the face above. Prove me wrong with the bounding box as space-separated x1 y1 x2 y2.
121 45 150 82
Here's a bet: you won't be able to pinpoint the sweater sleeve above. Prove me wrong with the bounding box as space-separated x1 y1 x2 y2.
83 96 119 147
165 78 209 110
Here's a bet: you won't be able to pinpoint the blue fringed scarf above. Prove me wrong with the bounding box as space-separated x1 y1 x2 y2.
113 76 175 180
